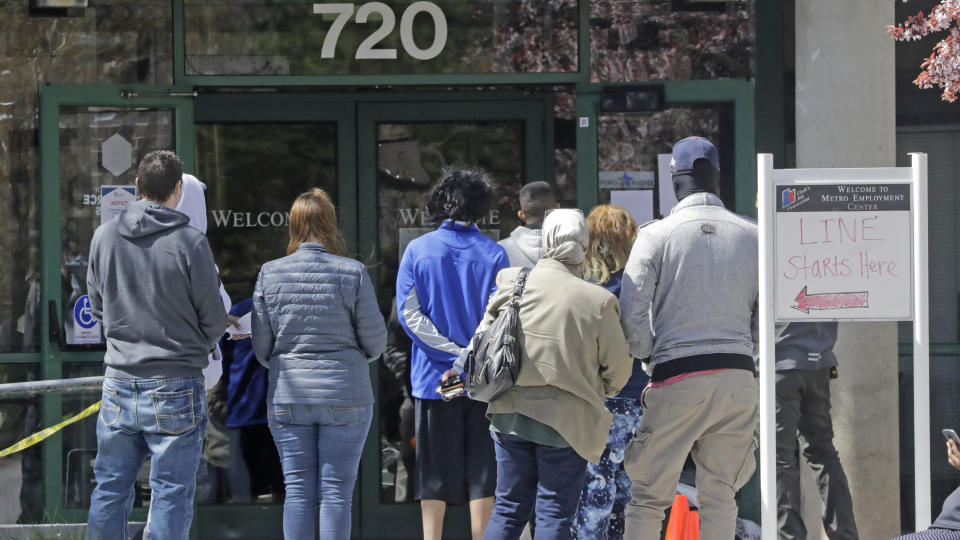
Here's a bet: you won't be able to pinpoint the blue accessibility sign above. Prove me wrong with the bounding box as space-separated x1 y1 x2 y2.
74 295 97 329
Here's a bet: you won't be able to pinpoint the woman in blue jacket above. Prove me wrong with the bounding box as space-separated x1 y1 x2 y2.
396 169 509 540
252 188 387 540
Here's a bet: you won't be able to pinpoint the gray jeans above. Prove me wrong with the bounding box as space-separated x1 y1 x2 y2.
776 369 858 540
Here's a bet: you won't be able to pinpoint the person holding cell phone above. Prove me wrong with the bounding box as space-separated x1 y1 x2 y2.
252 188 387 540
892 434 960 539
395 170 509 540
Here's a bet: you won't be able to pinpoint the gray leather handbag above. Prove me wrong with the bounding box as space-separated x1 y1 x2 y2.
463 268 530 403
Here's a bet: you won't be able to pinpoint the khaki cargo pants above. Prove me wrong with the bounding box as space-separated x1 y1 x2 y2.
623 369 758 540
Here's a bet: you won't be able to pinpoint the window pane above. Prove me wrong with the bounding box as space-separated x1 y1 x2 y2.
597 105 735 217
0 2 172 86
0 129 40 352
590 0 755 82
59 107 175 349
61 364 101 509
185 0 578 76
196 123 339 301
0 364 43 522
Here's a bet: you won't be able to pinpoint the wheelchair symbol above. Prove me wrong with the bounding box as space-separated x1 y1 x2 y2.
74 295 97 329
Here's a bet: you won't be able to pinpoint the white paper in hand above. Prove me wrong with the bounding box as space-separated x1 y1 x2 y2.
226 312 252 337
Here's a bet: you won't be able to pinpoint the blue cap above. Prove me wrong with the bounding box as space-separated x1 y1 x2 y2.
670 136 719 171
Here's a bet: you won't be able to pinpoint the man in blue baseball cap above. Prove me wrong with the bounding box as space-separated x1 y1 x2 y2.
619 136 759 540
669 135 721 200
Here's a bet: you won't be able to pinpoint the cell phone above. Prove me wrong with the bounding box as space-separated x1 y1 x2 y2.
942 428 960 446
437 374 465 401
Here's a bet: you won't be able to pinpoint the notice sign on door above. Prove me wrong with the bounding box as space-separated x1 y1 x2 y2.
100 185 136 225
775 183 912 321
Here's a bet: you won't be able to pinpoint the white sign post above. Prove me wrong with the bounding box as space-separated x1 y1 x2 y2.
758 153 929 537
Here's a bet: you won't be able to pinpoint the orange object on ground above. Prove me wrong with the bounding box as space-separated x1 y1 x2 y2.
664 494 700 540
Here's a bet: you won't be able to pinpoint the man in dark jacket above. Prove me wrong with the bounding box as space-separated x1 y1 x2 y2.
85 150 227 540
776 322 858 539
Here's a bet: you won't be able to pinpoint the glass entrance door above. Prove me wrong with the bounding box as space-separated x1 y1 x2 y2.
192 93 355 539
357 98 547 539
39 84 195 520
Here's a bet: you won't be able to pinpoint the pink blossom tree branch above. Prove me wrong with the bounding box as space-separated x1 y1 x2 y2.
888 0 960 101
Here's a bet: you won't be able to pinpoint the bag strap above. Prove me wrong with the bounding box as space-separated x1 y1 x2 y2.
510 267 531 303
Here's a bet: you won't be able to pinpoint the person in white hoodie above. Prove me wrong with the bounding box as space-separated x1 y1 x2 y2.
498 181 558 267
176 173 233 389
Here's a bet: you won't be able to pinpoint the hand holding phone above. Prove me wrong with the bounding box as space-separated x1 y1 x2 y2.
437 373 465 401
943 428 960 446
946 429 960 472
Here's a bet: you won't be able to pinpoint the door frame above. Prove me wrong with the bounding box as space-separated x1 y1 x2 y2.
38 83 196 520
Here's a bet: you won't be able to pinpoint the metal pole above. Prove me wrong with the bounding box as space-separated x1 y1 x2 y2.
912 152 931 529
757 153 777 538
0 376 104 398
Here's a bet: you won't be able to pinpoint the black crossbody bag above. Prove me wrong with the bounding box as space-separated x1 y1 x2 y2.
462 268 531 403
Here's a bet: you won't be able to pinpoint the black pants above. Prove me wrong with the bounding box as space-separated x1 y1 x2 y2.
776 369 858 540
240 424 284 499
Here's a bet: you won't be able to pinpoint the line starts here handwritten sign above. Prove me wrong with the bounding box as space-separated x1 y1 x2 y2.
775 183 913 321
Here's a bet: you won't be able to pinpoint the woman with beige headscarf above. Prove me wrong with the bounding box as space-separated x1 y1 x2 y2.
459 208 633 540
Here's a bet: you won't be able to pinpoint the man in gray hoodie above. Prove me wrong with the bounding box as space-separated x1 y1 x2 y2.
85 150 227 540
498 181 557 267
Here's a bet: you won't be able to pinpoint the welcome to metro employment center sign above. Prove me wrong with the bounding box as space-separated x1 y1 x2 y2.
758 154 930 538
774 182 912 321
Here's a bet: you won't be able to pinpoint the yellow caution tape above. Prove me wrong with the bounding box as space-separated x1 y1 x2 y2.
0 401 102 458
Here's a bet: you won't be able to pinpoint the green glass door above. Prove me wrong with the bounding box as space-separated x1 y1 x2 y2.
39 84 196 521
357 98 547 539
192 93 356 539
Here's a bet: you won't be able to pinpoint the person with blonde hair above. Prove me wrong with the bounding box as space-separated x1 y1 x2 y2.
573 204 650 539
252 188 387 539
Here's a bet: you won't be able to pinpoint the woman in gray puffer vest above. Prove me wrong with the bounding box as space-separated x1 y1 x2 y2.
252 188 387 540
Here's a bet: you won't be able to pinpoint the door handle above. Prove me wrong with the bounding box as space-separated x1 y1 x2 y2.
48 300 63 346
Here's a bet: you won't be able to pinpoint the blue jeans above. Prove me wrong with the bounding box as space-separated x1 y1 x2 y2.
573 397 643 540
485 432 587 540
268 403 373 540
86 377 207 540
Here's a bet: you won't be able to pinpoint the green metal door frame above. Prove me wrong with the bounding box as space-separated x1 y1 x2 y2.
356 97 547 539
38 83 196 522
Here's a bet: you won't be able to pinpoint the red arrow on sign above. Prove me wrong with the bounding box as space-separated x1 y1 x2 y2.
792 286 869 314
